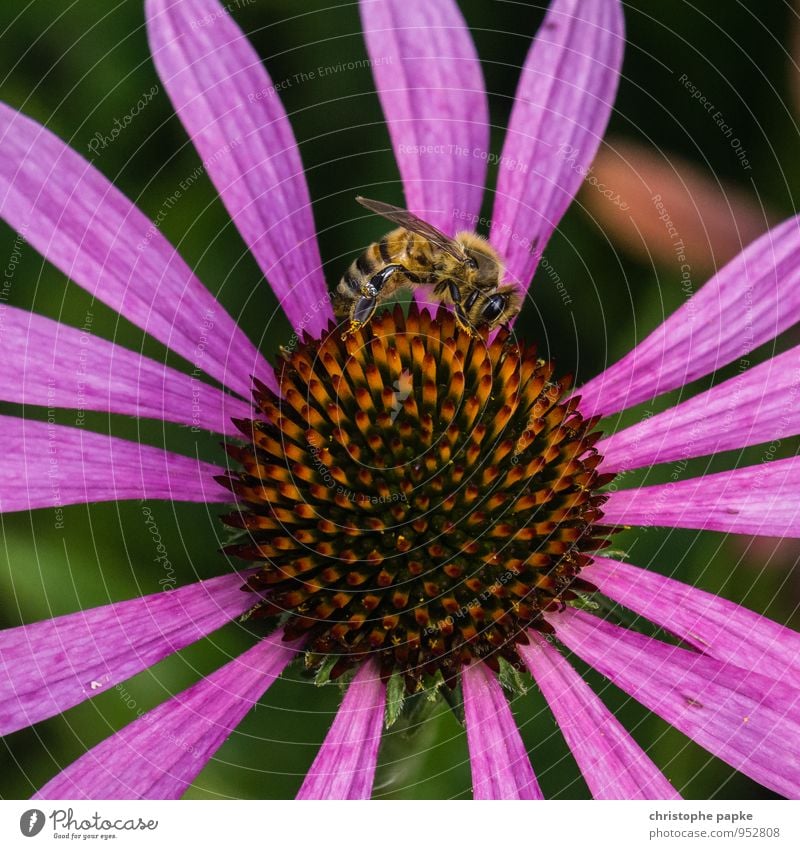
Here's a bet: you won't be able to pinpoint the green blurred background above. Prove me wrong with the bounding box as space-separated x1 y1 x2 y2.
1 0 799 799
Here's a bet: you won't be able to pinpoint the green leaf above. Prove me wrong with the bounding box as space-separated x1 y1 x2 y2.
569 591 601 612
497 657 528 697
439 682 464 727
384 672 406 729
601 548 631 561
311 654 338 687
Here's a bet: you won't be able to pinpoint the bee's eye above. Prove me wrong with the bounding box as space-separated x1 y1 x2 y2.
481 294 506 322
466 256 479 270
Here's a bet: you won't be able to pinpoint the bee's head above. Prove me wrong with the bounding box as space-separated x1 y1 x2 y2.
457 233 504 289
464 247 501 288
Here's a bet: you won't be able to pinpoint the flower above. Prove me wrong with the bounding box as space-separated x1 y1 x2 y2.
1 0 800 801
224 307 612 689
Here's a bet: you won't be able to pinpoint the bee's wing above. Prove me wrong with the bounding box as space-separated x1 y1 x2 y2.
355 196 467 262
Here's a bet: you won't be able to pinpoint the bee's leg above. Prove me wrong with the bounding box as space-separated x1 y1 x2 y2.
454 302 480 338
447 281 480 338
432 278 451 300
366 263 407 296
341 294 378 339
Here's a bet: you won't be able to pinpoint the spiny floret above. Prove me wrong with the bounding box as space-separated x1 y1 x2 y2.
219 305 614 689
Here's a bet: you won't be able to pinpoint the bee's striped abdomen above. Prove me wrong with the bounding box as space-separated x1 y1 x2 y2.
340 241 384 295
336 229 433 321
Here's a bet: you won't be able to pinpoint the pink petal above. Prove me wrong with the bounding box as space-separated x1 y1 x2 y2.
462 661 542 799
0 104 270 398
360 0 489 235
490 0 624 292
0 572 256 735
552 608 800 798
585 556 800 680
146 0 331 336
603 455 800 537
0 415 228 512
598 343 800 472
582 138 770 274
519 638 680 799
578 214 800 418
34 635 296 799
0 306 252 436
296 659 386 799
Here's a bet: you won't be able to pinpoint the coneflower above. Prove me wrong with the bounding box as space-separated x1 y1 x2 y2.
222 307 612 689
1 0 799 801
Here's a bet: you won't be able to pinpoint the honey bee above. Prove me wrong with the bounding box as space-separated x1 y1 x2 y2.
334 197 521 338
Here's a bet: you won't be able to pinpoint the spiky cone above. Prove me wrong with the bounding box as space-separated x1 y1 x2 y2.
218 305 615 691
